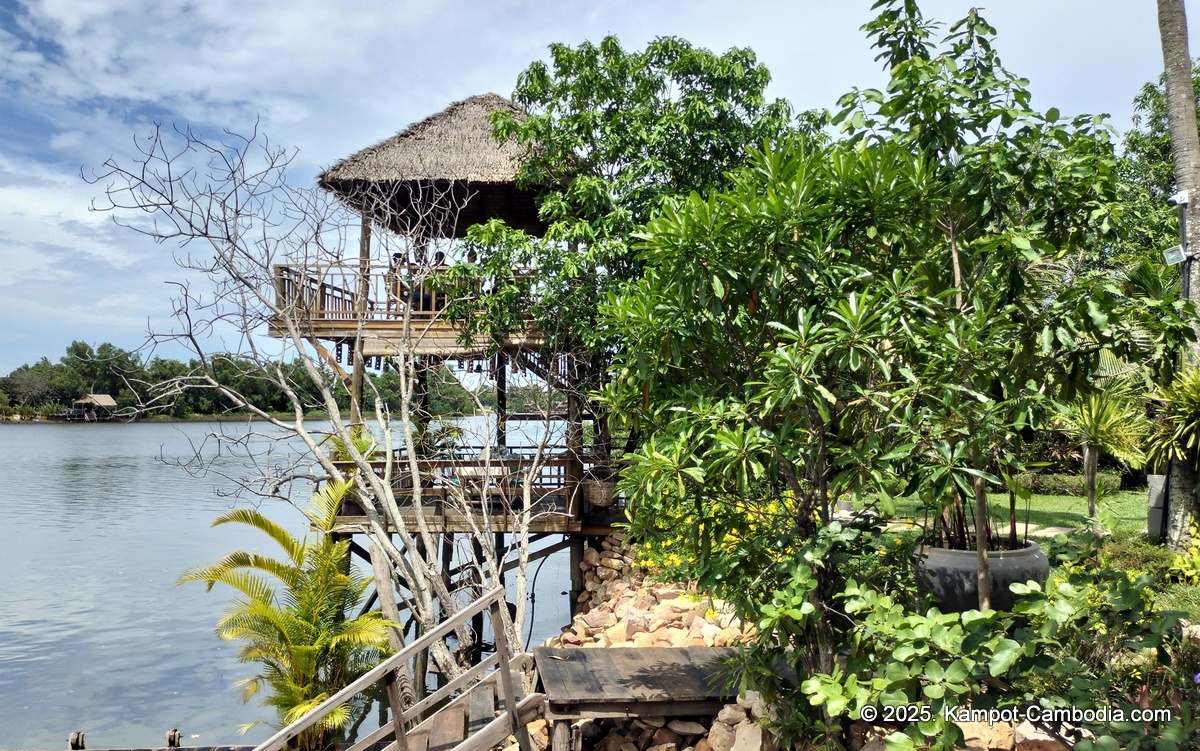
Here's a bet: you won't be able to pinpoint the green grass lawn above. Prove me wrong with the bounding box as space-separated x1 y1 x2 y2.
886 489 1148 537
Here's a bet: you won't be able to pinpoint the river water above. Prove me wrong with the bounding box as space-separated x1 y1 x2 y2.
0 421 572 749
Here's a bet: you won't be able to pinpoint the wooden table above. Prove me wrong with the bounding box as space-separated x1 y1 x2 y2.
533 646 736 725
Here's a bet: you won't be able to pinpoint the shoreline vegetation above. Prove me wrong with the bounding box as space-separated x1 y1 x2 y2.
0 408 496 424
1 340 554 422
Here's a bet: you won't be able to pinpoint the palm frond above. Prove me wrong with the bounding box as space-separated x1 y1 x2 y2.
209 508 308 566
178 553 298 594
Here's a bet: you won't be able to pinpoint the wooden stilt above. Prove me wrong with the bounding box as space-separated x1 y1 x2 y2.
495 532 506 586
566 358 583 517
552 720 570 751
569 537 585 616
350 214 371 425
440 532 455 686
471 538 485 665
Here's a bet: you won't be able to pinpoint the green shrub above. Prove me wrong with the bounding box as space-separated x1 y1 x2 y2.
1013 472 1121 496
1099 536 1176 582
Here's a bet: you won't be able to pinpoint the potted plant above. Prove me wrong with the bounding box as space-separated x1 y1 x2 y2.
897 299 1054 613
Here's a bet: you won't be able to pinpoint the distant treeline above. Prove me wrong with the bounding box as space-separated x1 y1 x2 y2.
0 341 505 419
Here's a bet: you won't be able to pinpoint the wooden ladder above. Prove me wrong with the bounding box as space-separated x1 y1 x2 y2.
248 587 543 751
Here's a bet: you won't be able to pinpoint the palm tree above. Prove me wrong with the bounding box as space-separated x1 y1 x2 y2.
178 479 394 751
1060 380 1149 537
1157 0 1200 549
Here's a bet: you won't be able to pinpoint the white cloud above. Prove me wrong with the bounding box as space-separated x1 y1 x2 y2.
0 0 1196 374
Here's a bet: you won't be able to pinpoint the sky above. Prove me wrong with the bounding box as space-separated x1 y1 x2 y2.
0 0 1196 375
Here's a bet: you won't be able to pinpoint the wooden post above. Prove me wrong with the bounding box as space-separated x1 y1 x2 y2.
439 532 455 687
569 537 585 616
370 545 417 746
566 387 583 517
471 538 485 665
552 721 570 751
494 532 506 586
496 351 507 449
350 214 372 425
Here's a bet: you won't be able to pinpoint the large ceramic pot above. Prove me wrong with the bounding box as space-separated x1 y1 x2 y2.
917 542 1049 612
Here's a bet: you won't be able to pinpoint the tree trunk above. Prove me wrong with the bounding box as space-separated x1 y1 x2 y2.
1167 459 1197 550
972 472 991 610
1158 0 1200 550
1084 443 1102 538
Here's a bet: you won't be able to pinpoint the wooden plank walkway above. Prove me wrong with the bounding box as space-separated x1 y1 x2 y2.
534 646 736 720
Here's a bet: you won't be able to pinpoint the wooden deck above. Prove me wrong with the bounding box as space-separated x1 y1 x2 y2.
534 647 736 720
332 455 624 535
268 263 543 356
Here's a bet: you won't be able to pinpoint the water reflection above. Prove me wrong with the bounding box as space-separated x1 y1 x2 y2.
0 421 571 749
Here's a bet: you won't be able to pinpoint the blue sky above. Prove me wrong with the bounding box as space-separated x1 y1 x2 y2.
0 0 1195 374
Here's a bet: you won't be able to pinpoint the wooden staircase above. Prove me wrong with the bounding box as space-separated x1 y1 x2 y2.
249 587 542 751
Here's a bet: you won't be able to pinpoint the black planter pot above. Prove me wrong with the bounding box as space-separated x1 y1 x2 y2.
917 542 1049 612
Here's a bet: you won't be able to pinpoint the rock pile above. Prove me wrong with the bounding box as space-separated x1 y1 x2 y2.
513 534 772 751
543 533 752 650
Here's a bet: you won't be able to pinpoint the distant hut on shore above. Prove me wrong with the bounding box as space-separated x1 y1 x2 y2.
64 394 117 422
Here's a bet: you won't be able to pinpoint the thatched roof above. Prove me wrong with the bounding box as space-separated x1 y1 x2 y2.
74 394 117 408
319 93 547 238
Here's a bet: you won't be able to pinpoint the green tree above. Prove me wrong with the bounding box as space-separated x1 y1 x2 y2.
1110 60 1200 273
600 2 1196 745
178 480 393 750
1059 380 1150 536
442 36 798 457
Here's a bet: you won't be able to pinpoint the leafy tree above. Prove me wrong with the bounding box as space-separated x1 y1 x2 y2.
442 35 798 458
1059 380 1150 536
506 382 563 415
600 2 1196 745
1110 60 1200 273
178 480 392 750
832 0 1190 582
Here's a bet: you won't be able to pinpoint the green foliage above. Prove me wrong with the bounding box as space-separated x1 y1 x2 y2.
177 480 393 749
1008 565 1200 750
1148 367 1200 473
1098 536 1176 583
496 35 795 239
1059 381 1149 469
1167 519 1200 585
593 3 1199 746
1110 59 1200 272
443 35 796 398
1 340 482 418
1011 472 1122 497
1058 379 1149 533
506 383 563 415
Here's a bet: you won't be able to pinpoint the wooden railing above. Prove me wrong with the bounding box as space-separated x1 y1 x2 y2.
250 587 538 751
274 264 360 320
273 263 540 325
337 456 578 519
